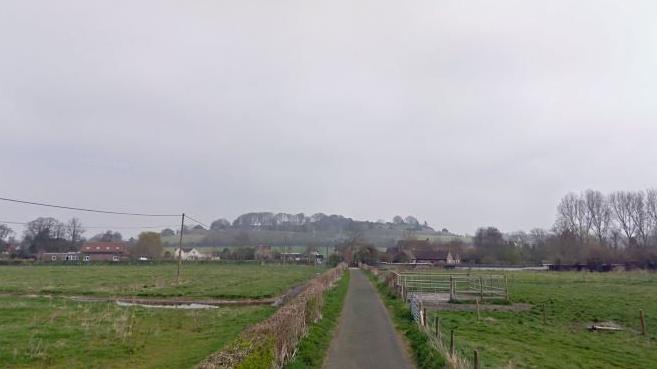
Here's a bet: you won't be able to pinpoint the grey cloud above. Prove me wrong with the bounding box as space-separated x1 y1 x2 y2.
2 0 657 236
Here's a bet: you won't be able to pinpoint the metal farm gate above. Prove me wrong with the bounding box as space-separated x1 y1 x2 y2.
393 272 508 302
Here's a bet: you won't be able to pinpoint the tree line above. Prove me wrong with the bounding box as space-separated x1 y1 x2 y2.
466 189 657 266
0 217 163 260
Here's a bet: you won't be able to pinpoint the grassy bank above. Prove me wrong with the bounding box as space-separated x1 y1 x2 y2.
433 271 657 368
0 264 321 299
0 295 273 369
365 271 446 369
284 270 350 369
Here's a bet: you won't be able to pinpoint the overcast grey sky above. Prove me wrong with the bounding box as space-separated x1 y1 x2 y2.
1 0 657 235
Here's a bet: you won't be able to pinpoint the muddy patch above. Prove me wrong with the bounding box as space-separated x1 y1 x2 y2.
116 301 218 309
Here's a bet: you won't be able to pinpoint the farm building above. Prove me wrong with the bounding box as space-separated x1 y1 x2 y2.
80 242 128 262
173 247 208 260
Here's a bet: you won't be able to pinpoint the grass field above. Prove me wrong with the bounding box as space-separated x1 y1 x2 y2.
0 264 322 369
0 295 273 369
0 264 322 299
432 271 657 369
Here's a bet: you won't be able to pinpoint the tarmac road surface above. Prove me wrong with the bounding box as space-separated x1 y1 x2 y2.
323 269 415 369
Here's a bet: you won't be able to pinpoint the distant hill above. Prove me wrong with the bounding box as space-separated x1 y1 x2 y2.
162 212 468 247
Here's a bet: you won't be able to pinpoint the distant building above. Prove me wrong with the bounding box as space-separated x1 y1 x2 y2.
80 242 128 262
173 247 207 261
1 244 17 257
280 252 303 262
410 249 460 265
39 251 81 262
389 239 461 265
279 251 323 264
255 245 273 260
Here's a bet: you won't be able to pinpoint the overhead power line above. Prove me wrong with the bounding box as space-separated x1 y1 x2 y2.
0 220 177 230
0 196 179 217
184 214 209 229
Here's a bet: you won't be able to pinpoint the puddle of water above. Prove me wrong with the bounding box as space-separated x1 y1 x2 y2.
116 301 217 309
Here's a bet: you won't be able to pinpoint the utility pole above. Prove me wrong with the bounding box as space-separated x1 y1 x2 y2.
176 213 185 284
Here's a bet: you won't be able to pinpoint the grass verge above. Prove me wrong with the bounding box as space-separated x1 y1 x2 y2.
364 271 446 369
284 270 350 369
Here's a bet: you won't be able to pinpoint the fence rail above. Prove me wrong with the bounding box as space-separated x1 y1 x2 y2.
394 272 508 301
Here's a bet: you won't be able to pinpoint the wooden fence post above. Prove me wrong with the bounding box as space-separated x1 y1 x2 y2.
419 302 424 326
450 329 455 356
479 276 484 300
640 309 646 336
504 274 509 302
423 307 427 327
435 316 439 338
450 276 455 301
473 350 480 369
476 298 480 321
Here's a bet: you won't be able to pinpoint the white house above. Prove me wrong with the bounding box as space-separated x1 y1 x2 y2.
173 248 207 261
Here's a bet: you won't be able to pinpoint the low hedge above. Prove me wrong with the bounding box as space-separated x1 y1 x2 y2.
198 264 347 369
284 270 350 369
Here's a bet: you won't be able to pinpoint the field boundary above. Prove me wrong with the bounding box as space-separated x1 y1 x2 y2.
198 264 347 369
283 270 350 369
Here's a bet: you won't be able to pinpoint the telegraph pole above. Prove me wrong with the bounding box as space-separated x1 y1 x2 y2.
176 213 185 284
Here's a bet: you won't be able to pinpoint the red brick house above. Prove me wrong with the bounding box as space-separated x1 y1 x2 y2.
80 242 128 262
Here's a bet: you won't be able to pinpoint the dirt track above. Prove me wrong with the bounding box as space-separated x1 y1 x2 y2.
323 269 415 369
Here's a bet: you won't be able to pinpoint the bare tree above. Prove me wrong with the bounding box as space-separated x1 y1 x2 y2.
629 191 650 247
555 193 590 243
609 227 622 249
609 191 638 246
91 230 123 242
647 188 657 246
66 218 85 244
0 224 13 240
24 217 60 239
584 190 611 245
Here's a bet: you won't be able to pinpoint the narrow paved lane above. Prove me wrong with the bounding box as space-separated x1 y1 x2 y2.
324 269 415 369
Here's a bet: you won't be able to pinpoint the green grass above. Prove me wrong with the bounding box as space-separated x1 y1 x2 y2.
433 271 657 368
0 295 273 369
0 264 322 299
284 270 350 369
365 271 446 369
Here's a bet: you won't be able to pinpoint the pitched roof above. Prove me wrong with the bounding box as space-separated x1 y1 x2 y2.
412 248 450 260
81 242 127 254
